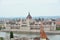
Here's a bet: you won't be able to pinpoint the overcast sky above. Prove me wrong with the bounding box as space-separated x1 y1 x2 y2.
0 0 60 17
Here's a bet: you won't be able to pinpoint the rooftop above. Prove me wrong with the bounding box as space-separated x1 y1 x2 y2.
26 12 32 19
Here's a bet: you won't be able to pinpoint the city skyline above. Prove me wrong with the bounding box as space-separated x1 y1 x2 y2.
0 0 60 17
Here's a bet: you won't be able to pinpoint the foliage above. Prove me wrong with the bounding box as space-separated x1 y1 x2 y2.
56 28 60 30
0 37 4 40
0 27 2 30
10 31 14 38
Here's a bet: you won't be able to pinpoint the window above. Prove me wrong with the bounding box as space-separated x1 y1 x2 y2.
30 22 35 25
30 26 40 30
21 25 27 27
30 28 40 30
22 22 26 24
10 26 20 29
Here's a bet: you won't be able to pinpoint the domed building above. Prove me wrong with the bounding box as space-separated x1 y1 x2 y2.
26 12 32 19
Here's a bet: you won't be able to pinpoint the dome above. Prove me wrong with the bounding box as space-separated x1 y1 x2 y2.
26 12 32 19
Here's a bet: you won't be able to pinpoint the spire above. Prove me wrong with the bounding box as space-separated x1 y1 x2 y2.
40 22 49 40
26 12 32 19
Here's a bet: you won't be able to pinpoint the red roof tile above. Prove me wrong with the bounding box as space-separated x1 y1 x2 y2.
56 22 60 25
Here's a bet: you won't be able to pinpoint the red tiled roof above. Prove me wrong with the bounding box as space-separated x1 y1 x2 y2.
40 31 47 38
40 23 48 39
56 22 60 25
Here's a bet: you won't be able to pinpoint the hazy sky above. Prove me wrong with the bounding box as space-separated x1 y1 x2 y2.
0 0 60 17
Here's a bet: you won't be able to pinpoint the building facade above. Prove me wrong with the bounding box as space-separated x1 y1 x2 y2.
3 12 56 32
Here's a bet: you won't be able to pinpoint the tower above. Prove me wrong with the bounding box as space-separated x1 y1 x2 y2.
40 22 49 40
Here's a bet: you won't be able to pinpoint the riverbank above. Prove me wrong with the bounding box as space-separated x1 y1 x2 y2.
0 29 60 35
0 31 60 40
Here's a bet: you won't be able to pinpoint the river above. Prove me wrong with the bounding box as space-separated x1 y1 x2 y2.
0 32 60 40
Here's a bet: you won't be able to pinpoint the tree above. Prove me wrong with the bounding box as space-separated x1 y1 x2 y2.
0 27 2 30
10 31 14 39
0 37 4 40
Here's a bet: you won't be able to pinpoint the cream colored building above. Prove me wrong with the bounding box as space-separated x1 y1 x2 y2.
3 12 56 32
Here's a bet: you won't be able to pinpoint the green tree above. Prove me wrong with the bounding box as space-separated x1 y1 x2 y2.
0 27 2 30
0 37 4 40
10 31 14 38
